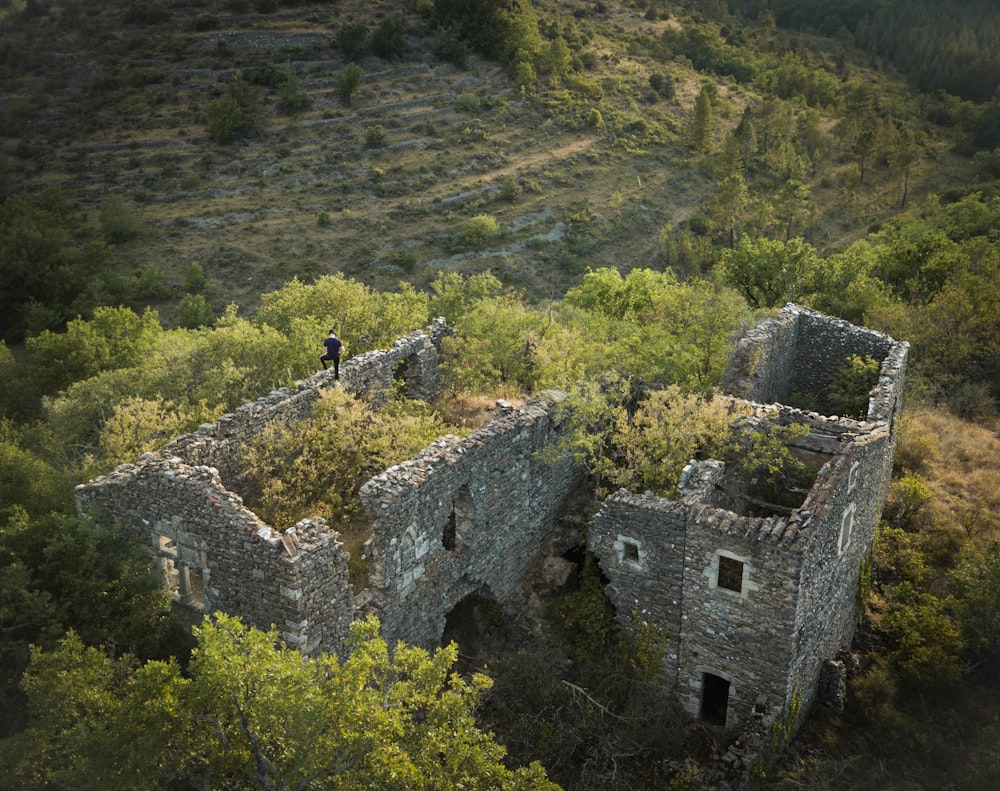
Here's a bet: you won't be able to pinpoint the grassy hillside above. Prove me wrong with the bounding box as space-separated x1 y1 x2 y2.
0 0 975 329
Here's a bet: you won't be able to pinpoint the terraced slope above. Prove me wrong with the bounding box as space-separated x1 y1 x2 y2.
1 1 722 317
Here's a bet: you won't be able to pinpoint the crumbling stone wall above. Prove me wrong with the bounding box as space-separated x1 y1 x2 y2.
591 306 908 732
722 304 903 418
76 460 353 654
356 394 581 650
76 323 580 658
163 319 449 485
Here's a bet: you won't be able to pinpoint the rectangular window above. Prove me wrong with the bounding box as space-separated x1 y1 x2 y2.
187 567 207 607
623 540 640 563
717 555 744 593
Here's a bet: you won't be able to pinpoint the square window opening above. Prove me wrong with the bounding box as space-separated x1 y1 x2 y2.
717 555 744 593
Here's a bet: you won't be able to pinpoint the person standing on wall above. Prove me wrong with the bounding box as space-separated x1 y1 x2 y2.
320 329 343 379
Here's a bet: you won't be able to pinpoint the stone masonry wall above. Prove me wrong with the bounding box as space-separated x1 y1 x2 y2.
720 306 799 405
356 394 581 650
589 489 690 674
674 502 804 728
163 319 448 485
791 309 897 415
720 304 906 420
787 428 895 710
76 459 353 654
77 326 581 658
591 305 907 734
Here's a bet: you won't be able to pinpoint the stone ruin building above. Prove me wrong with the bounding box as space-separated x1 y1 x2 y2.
76 304 907 744
591 304 908 732
76 318 580 655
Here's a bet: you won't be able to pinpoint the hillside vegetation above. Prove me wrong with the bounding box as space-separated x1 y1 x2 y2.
1 1 1000 789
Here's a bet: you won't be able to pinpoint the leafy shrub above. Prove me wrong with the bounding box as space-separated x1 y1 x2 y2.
335 63 363 106
454 213 499 251
177 294 214 329
205 73 263 144
649 72 675 99
432 22 471 68
337 20 368 62
365 124 386 148
183 261 207 294
99 194 140 243
381 248 417 272
246 61 289 88
370 14 409 60
241 389 462 527
829 354 880 419
499 174 521 202
278 71 312 115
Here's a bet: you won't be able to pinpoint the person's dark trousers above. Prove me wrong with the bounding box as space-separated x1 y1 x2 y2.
320 355 340 378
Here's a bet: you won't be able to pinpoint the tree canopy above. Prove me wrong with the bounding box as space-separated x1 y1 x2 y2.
0 615 558 791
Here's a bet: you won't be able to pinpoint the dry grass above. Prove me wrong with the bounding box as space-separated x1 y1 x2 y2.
894 406 1000 538
434 393 523 430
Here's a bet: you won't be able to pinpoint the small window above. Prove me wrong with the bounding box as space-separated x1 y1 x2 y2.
187 567 207 607
443 511 457 551
623 540 640 564
717 555 744 593
839 504 855 555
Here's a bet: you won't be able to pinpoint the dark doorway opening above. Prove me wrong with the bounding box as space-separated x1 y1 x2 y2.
700 673 730 726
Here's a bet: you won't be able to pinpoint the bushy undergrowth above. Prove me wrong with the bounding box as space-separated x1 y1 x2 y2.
240 388 467 528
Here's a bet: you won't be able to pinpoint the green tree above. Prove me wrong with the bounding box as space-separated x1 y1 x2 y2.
241 389 457 527
336 20 369 62
177 293 214 329
719 235 819 308
726 105 758 178
709 173 750 248
950 539 1000 664
689 85 713 152
882 583 962 692
99 194 140 243
610 386 736 497
0 191 107 340
206 72 263 144
1 615 559 790
335 63 364 106
828 353 880 419
454 213 499 251
428 270 505 323
370 14 409 61
278 68 312 116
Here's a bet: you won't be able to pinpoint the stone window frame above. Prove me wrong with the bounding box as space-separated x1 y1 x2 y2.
704 550 759 600
838 503 855 555
615 535 644 568
156 532 208 611
847 461 860 493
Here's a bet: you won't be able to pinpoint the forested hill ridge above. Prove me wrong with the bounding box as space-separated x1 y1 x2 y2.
1 1 1000 790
